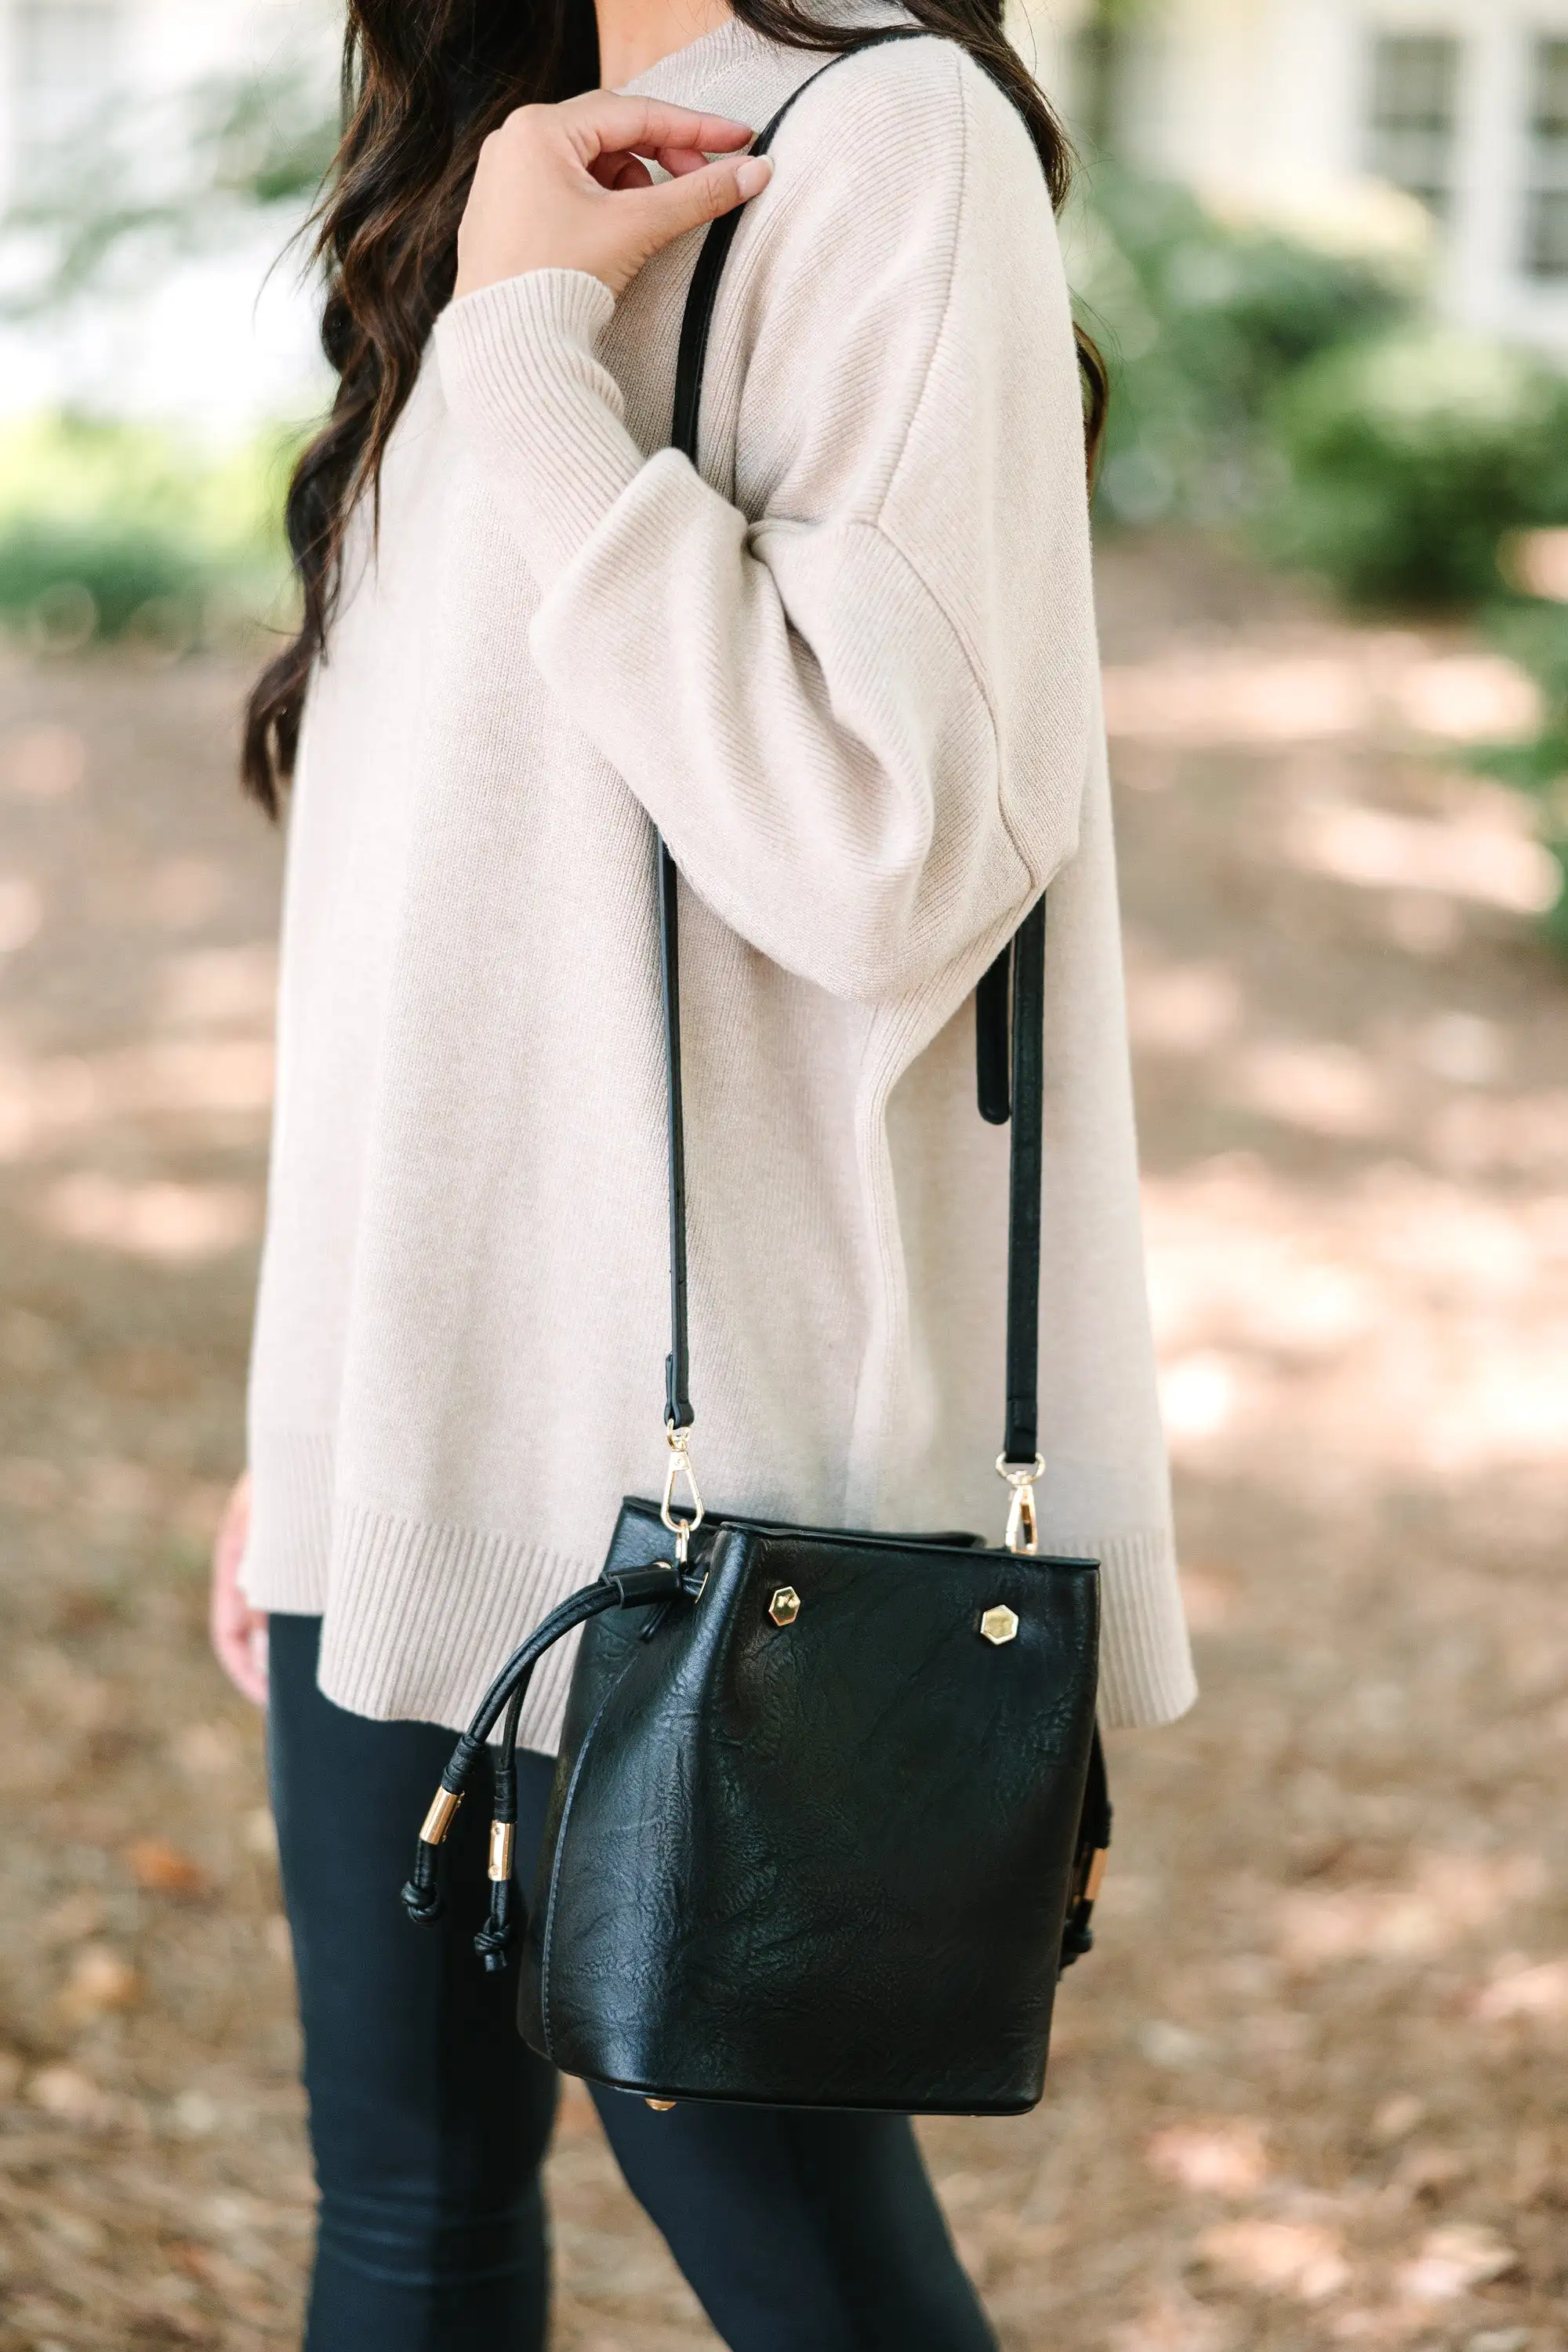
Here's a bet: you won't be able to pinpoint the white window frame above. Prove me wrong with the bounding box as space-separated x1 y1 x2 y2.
1364 26 1464 216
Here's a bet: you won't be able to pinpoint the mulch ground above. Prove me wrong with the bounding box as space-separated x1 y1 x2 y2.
0 535 1563 2352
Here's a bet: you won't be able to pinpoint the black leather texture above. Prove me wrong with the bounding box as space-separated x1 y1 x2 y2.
515 1501 1099 2114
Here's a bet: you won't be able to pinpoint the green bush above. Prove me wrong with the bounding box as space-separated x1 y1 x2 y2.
0 518 203 637
1475 597 1568 946
1073 170 1414 528
0 413 299 646
1263 326 1568 608
1074 173 1568 626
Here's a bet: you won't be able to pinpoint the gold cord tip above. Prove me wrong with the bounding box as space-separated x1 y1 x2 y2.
419 1788 462 1846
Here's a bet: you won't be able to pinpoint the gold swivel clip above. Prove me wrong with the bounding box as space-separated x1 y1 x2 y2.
996 1453 1044 1557
660 1421 706 1568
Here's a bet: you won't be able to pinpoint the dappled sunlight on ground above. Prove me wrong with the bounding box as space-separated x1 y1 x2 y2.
1145 1156 1568 1481
1102 633 1541 753
0 539 1563 2349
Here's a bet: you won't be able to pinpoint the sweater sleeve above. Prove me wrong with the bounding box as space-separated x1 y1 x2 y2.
434 45 1097 1002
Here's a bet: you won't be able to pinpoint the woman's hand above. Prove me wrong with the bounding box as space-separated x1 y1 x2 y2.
455 92 774 303
210 1471 267 1708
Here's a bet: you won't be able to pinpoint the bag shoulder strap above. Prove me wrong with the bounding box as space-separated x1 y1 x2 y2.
671 27 928 461
661 25 1048 1489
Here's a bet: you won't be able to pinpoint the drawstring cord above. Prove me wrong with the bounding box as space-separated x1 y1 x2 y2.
472 1682 525 1971
401 1555 702 1947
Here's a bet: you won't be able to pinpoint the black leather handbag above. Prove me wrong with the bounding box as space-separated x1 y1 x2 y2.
403 32 1109 2118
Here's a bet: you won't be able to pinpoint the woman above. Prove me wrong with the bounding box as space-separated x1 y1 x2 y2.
209 0 1196 2341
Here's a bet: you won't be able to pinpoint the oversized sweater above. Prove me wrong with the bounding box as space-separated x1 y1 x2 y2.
241 7 1198 1748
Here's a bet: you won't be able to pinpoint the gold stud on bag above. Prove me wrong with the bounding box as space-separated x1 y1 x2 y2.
768 1587 801 1626
979 1606 1020 1646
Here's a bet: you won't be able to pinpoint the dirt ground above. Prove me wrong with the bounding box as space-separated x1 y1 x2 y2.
0 535 1564 2352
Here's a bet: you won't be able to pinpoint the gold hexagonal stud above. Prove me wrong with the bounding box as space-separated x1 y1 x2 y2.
768 1586 801 1627
979 1604 1019 1646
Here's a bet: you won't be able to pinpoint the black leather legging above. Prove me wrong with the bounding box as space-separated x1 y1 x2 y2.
267 1613 997 2352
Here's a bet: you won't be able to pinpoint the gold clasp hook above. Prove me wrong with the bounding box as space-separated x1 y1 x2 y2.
661 1422 706 1565
996 1453 1044 1556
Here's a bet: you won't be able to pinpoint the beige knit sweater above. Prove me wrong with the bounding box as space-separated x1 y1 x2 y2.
241 9 1197 1748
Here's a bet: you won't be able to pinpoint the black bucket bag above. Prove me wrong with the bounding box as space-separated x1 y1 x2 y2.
402 31 1109 2118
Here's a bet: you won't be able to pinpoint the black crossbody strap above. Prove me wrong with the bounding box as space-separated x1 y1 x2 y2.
670 27 929 466
662 24 928 1430
661 25 1048 1473
659 838 692 1430
1004 899 1047 1465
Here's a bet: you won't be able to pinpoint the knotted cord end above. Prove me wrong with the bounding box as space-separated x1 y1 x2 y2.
401 1839 445 1927
474 1877 517 1972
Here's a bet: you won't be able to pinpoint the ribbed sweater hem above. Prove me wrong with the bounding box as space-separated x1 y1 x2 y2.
239 1431 1194 1748
315 1507 588 1757
240 1427 335 1615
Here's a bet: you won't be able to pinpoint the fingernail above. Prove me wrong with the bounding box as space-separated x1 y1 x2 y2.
735 155 773 199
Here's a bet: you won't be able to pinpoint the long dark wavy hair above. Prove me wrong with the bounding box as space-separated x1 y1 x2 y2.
241 0 1109 812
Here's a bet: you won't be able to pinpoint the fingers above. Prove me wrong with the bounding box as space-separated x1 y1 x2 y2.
241 1617 270 1708
561 90 755 165
229 1618 269 1708
593 154 655 191
210 1468 265 1705
625 151 775 248
461 93 773 302
212 1588 270 1707
590 142 728 191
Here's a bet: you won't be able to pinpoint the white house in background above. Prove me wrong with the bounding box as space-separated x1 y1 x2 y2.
1029 0 1568 355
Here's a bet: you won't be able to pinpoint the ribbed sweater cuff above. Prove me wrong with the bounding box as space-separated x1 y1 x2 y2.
1091 1527 1198 1730
435 270 643 588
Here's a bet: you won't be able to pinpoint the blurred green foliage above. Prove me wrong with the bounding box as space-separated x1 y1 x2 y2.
0 416 299 648
1264 327 1568 609
1076 165 1568 946
1076 169 1415 532
1475 598 1568 947
2 62 336 314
